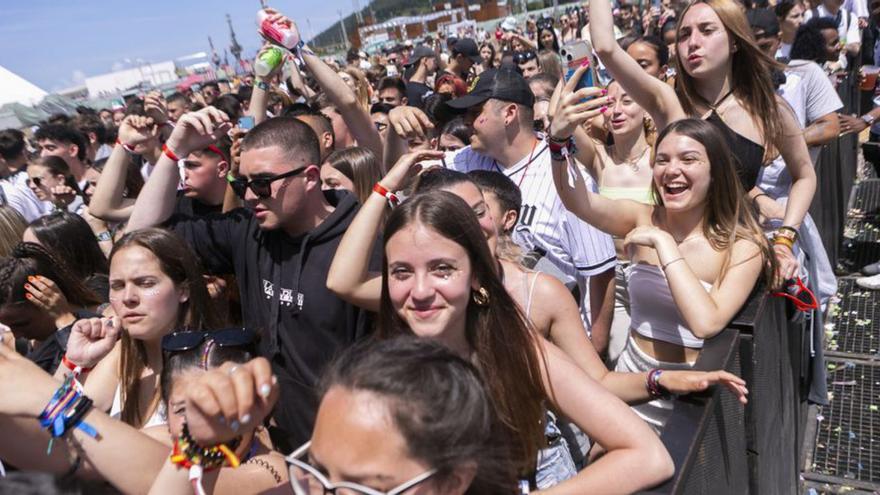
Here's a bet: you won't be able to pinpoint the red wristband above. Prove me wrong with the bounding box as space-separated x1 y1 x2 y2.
116 139 136 153
162 143 181 162
62 355 93 376
373 183 399 207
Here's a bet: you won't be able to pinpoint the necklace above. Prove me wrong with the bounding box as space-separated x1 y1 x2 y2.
494 137 541 189
615 145 650 173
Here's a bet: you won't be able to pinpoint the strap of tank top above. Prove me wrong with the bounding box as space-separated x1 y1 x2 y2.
708 88 735 112
525 272 540 319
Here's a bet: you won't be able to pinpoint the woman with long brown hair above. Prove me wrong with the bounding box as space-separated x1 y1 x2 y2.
552 92 771 431
378 189 673 490
589 0 816 283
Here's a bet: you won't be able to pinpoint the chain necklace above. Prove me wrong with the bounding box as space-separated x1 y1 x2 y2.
614 145 650 173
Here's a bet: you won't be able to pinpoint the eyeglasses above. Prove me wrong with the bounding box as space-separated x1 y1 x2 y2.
771 277 818 312
26 176 49 188
227 166 308 199
513 51 537 64
162 328 256 352
286 441 437 495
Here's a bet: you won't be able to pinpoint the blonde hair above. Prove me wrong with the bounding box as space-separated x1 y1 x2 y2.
674 0 784 160
0 206 26 258
341 67 373 110
325 147 383 203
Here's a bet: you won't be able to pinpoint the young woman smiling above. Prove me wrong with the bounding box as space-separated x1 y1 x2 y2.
589 0 816 283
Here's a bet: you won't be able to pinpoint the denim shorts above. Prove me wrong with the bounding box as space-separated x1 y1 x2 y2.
534 411 578 489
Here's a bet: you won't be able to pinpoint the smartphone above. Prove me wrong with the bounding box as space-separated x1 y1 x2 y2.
238 116 255 131
560 40 599 101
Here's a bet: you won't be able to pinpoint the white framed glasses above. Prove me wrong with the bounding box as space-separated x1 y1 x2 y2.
286 441 437 495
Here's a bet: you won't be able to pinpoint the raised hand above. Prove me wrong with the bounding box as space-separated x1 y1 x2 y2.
183 359 279 445
380 149 446 192
48 184 78 208
659 370 749 405
164 107 231 158
549 63 610 141
65 317 121 369
388 106 435 142
24 275 74 326
118 114 159 148
144 91 169 125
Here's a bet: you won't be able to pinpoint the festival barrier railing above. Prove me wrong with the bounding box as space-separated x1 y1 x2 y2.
640 292 808 494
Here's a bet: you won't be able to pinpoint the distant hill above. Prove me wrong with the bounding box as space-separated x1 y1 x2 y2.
311 0 435 49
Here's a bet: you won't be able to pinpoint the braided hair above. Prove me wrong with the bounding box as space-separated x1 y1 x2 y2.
0 242 101 309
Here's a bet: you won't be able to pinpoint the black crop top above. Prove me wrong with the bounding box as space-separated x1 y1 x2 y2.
705 110 765 190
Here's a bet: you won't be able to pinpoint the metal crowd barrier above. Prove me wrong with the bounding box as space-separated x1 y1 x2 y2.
641 293 808 494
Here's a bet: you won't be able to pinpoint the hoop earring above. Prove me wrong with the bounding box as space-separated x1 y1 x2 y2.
472 287 490 306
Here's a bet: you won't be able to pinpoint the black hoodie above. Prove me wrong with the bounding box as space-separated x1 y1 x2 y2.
169 190 375 449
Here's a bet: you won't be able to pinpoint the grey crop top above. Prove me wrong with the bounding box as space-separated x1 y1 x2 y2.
628 263 712 349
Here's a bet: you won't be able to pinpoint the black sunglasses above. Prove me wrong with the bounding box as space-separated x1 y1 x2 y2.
227 166 308 199
162 328 256 352
26 177 45 187
514 51 537 64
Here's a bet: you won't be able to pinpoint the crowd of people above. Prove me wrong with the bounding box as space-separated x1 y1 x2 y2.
0 0 871 490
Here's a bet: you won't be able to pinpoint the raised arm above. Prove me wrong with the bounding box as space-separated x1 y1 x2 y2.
248 44 284 125
547 71 605 180
589 0 685 129
550 69 649 237
126 108 231 232
384 106 434 169
89 115 153 222
327 150 445 311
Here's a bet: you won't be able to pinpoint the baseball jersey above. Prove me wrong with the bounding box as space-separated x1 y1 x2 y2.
445 143 616 324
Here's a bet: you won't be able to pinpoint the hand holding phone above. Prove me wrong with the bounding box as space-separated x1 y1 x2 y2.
238 116 255 131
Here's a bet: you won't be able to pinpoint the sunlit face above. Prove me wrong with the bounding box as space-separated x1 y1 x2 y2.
37 139 76 164
320 164 355 194
182 151 226 200
540 30 556 50
386 223 473 341
481 190 516 234
109 246 187 341
467 100 506 156
627 41 664 79
378 88 405 107
167 370 202 439
167 100 189 122
821 28 842 62
677 3 733 78
113 111 125 126
239 146 316 232
653 132 712 211
202 86 219 104
26 163 64 202
519 59 541 78
442 182 497 254
309 387 458 494
605 82 646 136
781 4 805 36
480 46 494 63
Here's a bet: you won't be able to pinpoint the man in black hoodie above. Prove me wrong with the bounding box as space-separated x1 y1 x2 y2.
126 108 374 450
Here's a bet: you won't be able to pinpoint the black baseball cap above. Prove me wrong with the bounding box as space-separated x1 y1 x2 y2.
446 68 535 109
747 8 780 36
405 45 436 67
451 38 483 64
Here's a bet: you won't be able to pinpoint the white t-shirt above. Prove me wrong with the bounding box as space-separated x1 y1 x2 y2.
1 171 52 222
758 60 843 198
445 144 616 325
843 0 868 20
803 5 861 68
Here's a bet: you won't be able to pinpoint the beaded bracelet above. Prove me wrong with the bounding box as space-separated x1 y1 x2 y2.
646 368 671 400
171 423 241 495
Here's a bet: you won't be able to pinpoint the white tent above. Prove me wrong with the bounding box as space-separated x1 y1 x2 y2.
0 65 48 107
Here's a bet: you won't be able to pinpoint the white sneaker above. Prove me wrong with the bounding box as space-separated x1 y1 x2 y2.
856 273 880 290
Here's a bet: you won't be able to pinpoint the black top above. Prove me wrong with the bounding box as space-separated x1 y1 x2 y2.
27 310 99 374
171 192 223 221
705 111 765 190
168 189 378 449
405 81 433 110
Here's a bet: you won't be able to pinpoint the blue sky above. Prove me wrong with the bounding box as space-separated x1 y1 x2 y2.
0 0 355 92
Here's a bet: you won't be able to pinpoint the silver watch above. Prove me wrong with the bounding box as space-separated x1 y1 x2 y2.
862 114 876 125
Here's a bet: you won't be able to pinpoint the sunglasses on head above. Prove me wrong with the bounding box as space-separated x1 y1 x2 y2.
227 166 308 199
162 328 256 352
514 51 537 64
771 277 819 312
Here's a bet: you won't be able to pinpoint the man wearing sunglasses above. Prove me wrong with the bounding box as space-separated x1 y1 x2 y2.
127 107 376 452
514 50 542 78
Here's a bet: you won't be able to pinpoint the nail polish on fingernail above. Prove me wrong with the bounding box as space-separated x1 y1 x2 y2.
260 384 272 397
25 293 32 299
27 276 35 283
231 420 240 431
241 414 251 425
599 106 608 113
601 89 608 95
